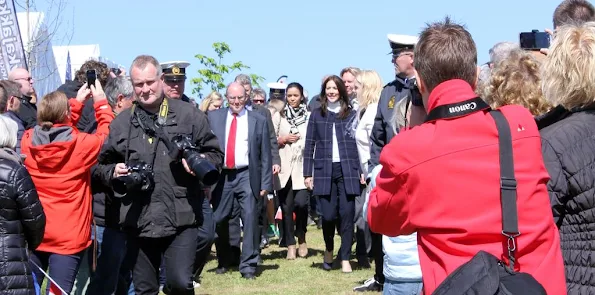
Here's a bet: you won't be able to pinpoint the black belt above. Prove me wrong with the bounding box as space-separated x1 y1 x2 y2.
222 166 249 173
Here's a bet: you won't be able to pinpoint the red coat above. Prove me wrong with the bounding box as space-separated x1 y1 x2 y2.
367 80 566 295
21 99 113 255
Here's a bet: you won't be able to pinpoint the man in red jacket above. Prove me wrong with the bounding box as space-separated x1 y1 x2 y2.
367 17 566 295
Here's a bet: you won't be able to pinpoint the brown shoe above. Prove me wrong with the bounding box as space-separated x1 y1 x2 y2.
341 260 352 273
286 245 296 260
298 243 308 257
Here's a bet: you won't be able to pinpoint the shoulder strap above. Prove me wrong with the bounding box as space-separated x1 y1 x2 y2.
489 110 520 272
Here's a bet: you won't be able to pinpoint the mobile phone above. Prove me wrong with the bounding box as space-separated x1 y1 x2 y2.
86 69 97 88
520 30 550 50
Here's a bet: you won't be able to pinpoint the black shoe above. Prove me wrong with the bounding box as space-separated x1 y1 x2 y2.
215 267 228 275
241 273 255 280
357 256 371 269
353 278 383 292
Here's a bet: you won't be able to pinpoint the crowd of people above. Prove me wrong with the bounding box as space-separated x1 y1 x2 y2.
1 0 595 294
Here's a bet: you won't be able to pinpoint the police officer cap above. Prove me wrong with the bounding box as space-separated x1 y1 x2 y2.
267 82 287 98
387 34 418 55
161 61 190 82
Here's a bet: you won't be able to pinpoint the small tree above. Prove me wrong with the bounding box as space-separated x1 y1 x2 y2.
191 42 264 98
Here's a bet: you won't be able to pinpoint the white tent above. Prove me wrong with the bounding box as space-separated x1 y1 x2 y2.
16 12 62 98
53 45 123 84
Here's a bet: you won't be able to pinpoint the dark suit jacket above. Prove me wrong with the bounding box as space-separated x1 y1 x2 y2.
250 104 280 166
208 108 273 197
303 108 362 196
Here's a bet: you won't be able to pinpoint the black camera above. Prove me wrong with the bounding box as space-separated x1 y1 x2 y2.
112 161 155 195
170 135 220 186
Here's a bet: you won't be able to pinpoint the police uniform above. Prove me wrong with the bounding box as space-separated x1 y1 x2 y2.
161 61 192 103
267 82 287 101
354 34 420 293
368 34 419 173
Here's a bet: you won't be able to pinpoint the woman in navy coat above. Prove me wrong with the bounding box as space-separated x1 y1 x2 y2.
303 75 364 273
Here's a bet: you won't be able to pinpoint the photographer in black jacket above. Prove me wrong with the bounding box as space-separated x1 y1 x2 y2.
97 55 224 295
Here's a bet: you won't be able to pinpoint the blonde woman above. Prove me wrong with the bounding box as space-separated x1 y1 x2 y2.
273 83 311 259
482 49 552 116
199 91 223 113
539 21 595 294
353 70 383 267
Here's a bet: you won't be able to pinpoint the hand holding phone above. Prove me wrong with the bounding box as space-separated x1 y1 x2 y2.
520 30 550 50
86 69 97 89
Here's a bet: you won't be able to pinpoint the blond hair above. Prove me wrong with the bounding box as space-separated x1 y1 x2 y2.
199 91 223 112
483 49 551 116
38 91 69 130
542 22 595 109
355 70 383 111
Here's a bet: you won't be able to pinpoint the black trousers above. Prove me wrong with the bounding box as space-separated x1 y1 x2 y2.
212 168 260 275
371 231 385 284
319 162 356 261
278 178 309 246
158 197 216 285
128 227 198 295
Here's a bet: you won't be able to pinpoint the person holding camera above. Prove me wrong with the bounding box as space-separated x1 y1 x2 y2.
96 55 224 295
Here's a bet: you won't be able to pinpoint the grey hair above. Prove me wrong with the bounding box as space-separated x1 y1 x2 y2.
252 88 266 100
130 55 162 78
234 74 252 86
489 42 520 66
0 116 18 149
104 76 133 108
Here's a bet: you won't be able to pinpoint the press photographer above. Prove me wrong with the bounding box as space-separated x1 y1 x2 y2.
96 55 224 295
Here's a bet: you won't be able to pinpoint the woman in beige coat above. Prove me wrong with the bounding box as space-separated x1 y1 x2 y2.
269 83 311 260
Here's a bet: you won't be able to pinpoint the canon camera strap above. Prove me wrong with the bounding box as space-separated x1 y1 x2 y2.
424 97 490 123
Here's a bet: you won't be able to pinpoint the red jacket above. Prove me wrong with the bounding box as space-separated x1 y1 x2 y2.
367 80 566 294
21 99 113 255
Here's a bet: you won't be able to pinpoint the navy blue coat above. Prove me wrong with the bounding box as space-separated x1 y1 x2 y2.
303 108 362 196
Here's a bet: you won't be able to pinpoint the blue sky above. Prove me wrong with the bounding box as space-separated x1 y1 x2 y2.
30 0 559 102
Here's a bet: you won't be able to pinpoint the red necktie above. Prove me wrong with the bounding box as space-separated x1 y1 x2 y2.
226 113 237 168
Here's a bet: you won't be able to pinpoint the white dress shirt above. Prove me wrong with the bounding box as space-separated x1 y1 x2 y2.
328 101 342 163
225 108 249 169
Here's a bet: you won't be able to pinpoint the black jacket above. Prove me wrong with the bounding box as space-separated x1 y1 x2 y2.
250 103 280 166
15 96 37 130
0 148 46 295
97 98 224 238
539 107 595 294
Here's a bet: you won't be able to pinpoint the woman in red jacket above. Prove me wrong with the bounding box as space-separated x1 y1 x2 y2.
21 81 114 294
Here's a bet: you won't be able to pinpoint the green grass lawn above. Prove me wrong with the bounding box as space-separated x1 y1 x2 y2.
195 225 376 295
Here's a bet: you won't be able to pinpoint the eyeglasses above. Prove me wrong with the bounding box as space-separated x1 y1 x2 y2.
253 99 265 104
14 77 33 82
226 95 246 101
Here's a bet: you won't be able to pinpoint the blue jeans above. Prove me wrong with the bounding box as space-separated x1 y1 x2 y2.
86 225 135 295
383 280 423 295
30 250 84 294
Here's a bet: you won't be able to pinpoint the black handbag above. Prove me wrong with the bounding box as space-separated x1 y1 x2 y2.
432 110 547 295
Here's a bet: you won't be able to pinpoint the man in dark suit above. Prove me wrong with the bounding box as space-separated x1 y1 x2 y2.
233 74 280 250
208 82 272 280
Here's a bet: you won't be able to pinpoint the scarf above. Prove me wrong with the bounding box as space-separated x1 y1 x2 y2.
285 103 308 128
0 147 23 164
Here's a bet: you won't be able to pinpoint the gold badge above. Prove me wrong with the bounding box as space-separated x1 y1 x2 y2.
172 65 180 75
388 95 395 109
